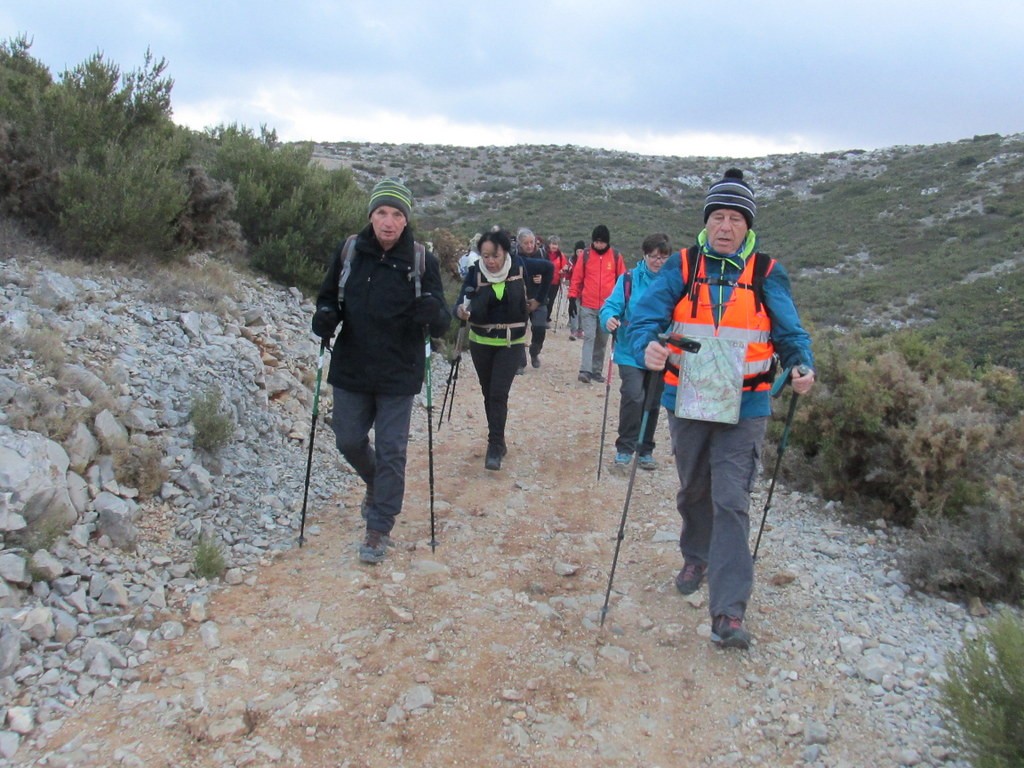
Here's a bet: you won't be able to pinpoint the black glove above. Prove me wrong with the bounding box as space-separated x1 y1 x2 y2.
568 298 578 319
413 293 441 325
311 305 340 341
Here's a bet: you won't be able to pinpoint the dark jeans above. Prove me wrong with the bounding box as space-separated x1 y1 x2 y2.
615 365 664 456
470 341 522 450
528 304 547 357
330 387 415 535
544 285 560 326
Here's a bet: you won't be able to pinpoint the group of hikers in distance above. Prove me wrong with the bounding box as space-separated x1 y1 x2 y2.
310 169 816 650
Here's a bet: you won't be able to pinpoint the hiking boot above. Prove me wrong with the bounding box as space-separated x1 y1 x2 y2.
359 529 389 564
638 454 657 471
591 373 605 383
577 372 591 384
614 451 632 468
485 444 503 471
711 614 751 650
530 352 541 368
674 561 707 595
569 333 578 341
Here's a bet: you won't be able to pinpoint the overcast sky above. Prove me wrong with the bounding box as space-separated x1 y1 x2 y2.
3 1 1023 158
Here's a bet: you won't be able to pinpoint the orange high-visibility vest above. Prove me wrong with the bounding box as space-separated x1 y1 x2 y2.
665 248 776 392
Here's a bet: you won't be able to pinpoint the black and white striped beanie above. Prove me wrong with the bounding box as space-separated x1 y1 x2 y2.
703 168 756 228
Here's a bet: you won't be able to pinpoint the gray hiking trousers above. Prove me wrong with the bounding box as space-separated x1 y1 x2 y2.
579 307 611 376
667 413 768 620
331 387 415 535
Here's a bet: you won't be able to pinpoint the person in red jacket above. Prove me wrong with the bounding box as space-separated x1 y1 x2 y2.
544 235 571 328
568 240 586 339
568 225 626 383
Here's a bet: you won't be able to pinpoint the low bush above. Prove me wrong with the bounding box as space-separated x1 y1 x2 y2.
791 330 1024 600
193 536 226 580
940 611 1024 766
113 440 167 499
189 389 234 454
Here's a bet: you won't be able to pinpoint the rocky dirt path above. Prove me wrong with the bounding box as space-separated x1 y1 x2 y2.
13 326 967 768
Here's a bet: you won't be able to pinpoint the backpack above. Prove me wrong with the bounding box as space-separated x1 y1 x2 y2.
337 234 427 301
578 247 623 279
682 245 772 317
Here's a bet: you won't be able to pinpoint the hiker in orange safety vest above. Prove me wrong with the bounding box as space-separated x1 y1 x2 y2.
627 169 815 651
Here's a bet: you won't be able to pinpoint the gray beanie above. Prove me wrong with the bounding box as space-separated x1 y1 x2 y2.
368 178 413 220
703 168 756 227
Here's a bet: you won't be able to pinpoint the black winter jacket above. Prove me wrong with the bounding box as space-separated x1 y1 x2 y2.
316 224 451 395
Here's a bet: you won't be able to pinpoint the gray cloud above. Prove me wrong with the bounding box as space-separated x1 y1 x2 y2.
4 0 1023 155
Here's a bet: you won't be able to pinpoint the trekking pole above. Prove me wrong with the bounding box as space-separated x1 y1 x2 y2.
424 336 437 551
552 283 563 332
600 368 660 626
298 339 329 547
414 278 438 552
596 336 616 481
438 322 467 430
752 364 811 561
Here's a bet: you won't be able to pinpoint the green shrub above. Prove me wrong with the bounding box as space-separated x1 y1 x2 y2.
940 611 1024 766
193 536 226 579
0 36 60 227
791 331 1024 600
189 389 234 453
58 132 190 260
204 124 365 292
796 332 1010 523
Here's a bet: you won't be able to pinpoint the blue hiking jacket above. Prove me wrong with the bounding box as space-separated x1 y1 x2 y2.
626 240 814 420
599 258 659 370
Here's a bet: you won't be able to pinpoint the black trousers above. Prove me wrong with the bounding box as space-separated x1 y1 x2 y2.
527 304 547 358
469 341 522 450
615 365 664 455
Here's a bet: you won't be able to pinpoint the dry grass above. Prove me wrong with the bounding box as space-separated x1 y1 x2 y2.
20 328 67 377
133 253 251 315
113 440 168 499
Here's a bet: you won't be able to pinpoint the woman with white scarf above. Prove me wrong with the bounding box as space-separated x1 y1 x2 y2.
455 229 551 470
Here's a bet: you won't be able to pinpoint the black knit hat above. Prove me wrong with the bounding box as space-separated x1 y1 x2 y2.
592 224 610 243
368 178 413 220
574 240 586 252
703 168 756 228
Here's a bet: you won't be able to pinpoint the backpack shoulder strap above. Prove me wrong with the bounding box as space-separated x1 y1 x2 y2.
683 246 701 293
683 246 703 319
752 251 774 314
411 241 427 295
337 234 359 300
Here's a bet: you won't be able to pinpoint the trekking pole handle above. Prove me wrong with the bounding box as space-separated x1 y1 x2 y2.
771 363 813 398
657 332 702 354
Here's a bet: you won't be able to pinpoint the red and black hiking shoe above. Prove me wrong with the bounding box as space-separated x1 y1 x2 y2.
674 562 707 595
711 615 751 650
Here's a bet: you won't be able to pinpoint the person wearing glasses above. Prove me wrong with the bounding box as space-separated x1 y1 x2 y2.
599 234 672 471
